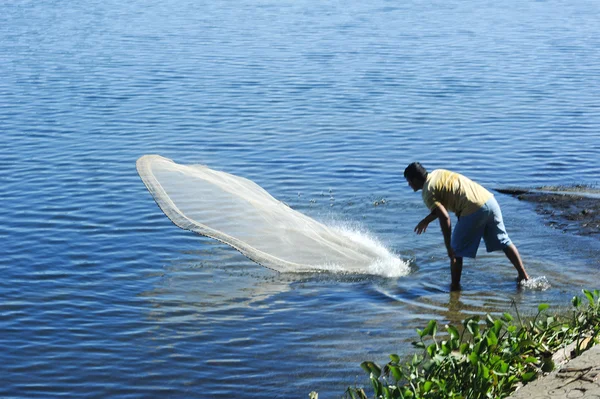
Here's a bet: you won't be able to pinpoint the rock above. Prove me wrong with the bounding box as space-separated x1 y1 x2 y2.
495 187 600 238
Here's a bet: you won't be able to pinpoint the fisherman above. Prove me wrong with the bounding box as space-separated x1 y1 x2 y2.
404 162 529 290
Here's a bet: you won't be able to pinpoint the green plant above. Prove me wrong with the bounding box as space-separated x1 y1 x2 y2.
343 289 600 399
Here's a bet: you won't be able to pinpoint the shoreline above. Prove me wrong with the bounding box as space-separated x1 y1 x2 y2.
344 293 600 399
342 188 600 398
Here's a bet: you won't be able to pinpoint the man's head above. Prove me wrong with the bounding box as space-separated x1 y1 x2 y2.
404 162 428 191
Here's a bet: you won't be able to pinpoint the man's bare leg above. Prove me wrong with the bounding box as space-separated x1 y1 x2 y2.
503 244 529 281
451 257 463 291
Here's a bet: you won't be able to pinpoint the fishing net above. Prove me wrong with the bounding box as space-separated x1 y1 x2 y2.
137 155 406 275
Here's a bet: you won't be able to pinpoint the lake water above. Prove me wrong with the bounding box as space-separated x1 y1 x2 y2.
1 0 600 397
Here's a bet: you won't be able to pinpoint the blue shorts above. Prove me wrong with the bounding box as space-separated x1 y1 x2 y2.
451 197 512 258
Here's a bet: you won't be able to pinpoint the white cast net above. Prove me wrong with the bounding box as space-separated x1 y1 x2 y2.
137 155 408 276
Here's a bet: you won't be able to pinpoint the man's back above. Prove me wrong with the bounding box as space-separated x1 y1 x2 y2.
422 169 492 217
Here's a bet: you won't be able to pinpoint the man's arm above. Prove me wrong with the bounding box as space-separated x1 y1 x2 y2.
414 210 439 234
414 204 458 288
432 204 454 259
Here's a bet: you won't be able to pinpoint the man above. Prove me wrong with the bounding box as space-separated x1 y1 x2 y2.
404 162 529 290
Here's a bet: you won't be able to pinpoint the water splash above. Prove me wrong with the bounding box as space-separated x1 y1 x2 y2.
329 224 409 278
520 276 551 291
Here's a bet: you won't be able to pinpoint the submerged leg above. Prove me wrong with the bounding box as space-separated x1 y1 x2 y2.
503 244 529 281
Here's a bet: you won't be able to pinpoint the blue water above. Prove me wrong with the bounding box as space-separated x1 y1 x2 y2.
2 0 600 397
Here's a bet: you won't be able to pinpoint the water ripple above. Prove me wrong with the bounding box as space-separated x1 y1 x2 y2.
1 0 600 397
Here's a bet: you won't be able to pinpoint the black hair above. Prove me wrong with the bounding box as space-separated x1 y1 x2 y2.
404 162 428 182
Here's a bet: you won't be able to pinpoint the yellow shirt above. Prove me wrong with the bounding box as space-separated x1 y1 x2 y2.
422 169 493 217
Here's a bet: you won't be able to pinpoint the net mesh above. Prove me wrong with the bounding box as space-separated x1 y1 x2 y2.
137 155 407 275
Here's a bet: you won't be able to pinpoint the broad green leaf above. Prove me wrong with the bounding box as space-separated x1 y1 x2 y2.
360 362 371 374
469 352 479 365
493 320 503 335
423 320 437 338
466 320 476 335
487 330 498 347
412 354 420 366
389 354 400 363
423 381 433 393
481 364 490 379
389 365 402 381
538 303 550 312
368 362 382 378
584 290 594 306
473 342 483 355
361 361 382 378
413 341 426 349
422 359 436 372
447 325 460 340
430 320 438 337
468 320 481 338
427 343 437 358
441 341 451 355
522 371 537 383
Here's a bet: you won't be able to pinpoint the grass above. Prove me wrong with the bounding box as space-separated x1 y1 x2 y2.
341 289 600 399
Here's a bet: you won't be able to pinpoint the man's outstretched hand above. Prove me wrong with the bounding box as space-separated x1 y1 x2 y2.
414 219 430 234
